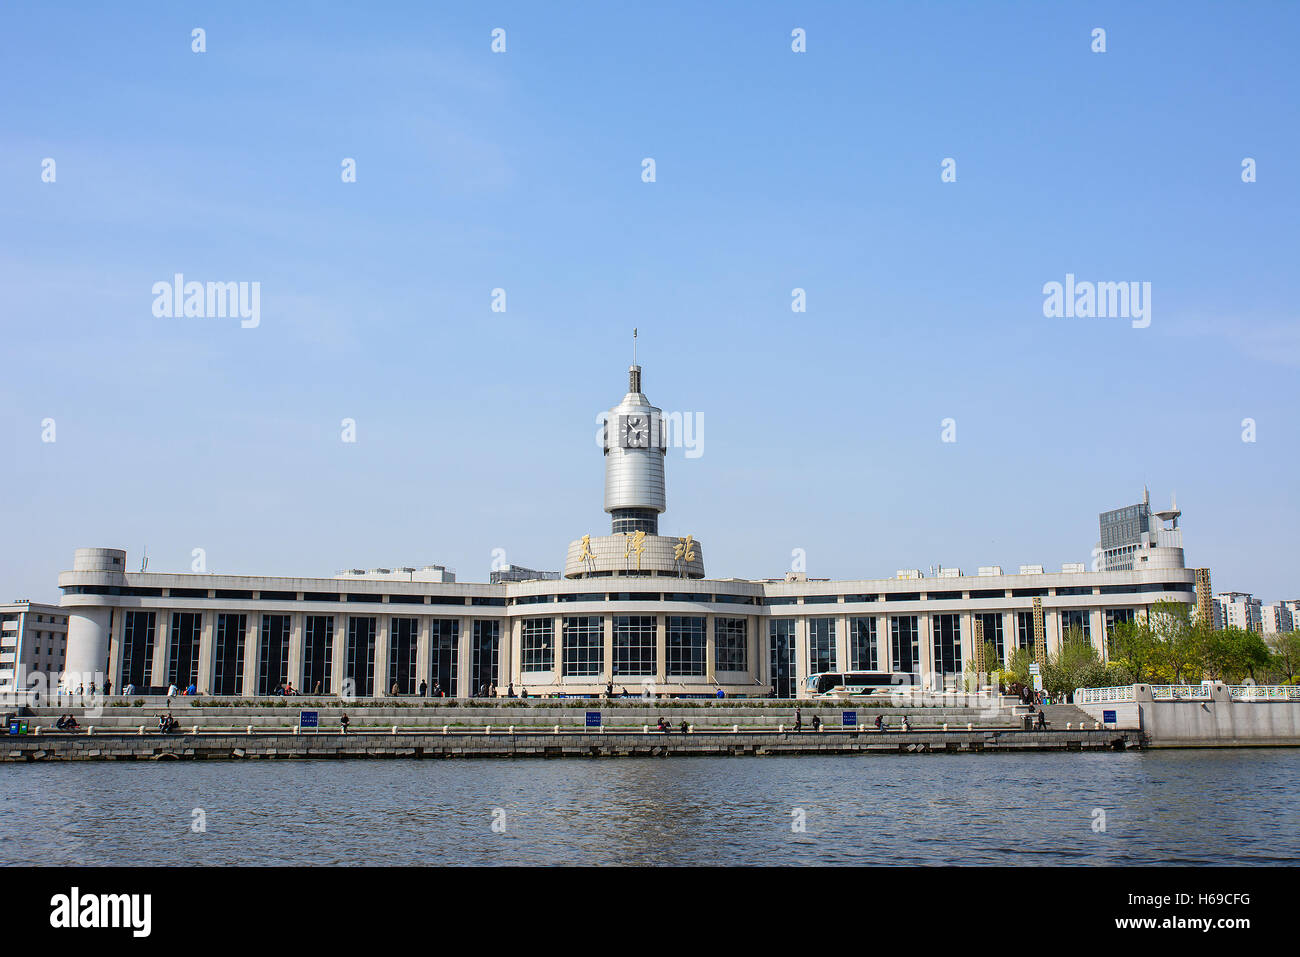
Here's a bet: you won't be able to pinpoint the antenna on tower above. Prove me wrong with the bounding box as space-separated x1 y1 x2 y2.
141 547 149 573
633 327 638 365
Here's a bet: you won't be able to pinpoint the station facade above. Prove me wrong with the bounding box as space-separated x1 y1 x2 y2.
56 360 1203 698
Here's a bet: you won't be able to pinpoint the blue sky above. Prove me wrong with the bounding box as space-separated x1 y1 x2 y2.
2 2 1297 602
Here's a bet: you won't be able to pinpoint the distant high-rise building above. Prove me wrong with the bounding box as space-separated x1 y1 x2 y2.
1262 601 1295 635
1215 592 1263 633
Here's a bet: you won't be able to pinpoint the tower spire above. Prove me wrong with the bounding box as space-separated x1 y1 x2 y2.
629 328 641 393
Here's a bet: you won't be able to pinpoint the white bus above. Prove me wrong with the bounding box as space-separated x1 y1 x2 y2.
801 671 918 699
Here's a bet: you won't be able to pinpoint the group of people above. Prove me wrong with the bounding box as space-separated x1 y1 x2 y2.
166 683 199 698
789 709 912 732
655 717 690 733
157 713 180 733
54 714 80 731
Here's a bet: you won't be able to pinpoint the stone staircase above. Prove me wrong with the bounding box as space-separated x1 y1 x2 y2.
19 700 1020 734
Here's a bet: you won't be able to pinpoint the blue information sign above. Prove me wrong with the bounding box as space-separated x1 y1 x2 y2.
1102 710 1116 724
7 720 18 736
585 711 602 728
299 711 319 728
842 711 857 727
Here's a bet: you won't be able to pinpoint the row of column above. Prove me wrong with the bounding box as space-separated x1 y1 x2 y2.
782 607 1107 686
108 610 507 697
105 606 1116 696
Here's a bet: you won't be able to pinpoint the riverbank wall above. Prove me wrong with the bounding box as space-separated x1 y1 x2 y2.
2 725 1139 761
1074 683 1300 748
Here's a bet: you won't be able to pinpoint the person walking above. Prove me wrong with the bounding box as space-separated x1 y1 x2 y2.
1035 707 1047 730
793 708 803 732
419 679 428 698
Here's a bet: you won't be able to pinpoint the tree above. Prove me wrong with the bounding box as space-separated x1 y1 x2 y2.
1266 631 1300 684
1223 627 1272 683
1108 618 1159 683
1149 601 1201 683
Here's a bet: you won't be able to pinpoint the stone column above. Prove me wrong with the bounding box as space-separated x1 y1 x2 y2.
457 616 472 697
331 616 347 696
508 617 522 689
655 614 667 687
919 613 936 690
105 608 125 693
1044 606 1060 658
836 612 850 672
793 616 808 692
287 613 304 690
961 611 975 676
603 614 615 686
373 614 390 696
150 611 170 688
878 614 891 672
416 617 431 692
242 614 260 696
196 612 214 695
750 614 763 690
1090 608 1107 660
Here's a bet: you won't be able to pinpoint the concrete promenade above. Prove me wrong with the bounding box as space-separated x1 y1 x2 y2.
2 726 1139 761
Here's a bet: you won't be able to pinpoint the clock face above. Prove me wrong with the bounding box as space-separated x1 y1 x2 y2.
622 415 649 448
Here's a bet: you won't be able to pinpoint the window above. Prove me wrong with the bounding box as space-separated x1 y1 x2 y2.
303 615 333 694
808 618 836 673
975 612 1005 665
1105 608 1135 634
667 616 705 676
931 614 962 677
715 617 747 671
213 613 245 695
1016 611 1040 651
388 617 419 694
563 616 604 677
471 620 500 694
891 616 919 673
521 618 554 672
170 612 203 689
258 614 291 694
430 619 459 696
346 616 376 697
613 615 655 677
850 617 877 671
769 619 797 698
1060 610 1091 641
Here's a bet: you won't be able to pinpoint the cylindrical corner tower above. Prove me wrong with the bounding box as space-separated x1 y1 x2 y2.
603 363 667 535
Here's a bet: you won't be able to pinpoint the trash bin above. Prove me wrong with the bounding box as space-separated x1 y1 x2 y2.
1021 714 1034 732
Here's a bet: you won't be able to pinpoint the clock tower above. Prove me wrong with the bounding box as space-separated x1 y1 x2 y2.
603 363 667 535
563 353 705 579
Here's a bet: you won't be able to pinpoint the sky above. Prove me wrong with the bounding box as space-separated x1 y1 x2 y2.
1 2 1297 604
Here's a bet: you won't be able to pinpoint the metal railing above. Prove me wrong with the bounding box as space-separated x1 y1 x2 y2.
1074 686 1135 704
1228 685 1300 701
1075 683 1300 704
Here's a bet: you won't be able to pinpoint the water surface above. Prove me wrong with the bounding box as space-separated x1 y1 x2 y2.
2 751 1296 865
